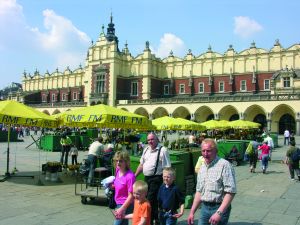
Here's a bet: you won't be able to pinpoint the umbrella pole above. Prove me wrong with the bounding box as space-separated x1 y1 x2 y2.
5 126 11 177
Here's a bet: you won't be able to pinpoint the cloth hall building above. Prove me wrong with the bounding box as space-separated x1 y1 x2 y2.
20 16 300 135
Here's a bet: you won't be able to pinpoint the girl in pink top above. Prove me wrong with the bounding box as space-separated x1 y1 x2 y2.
258 141 270 173
113 151 135 225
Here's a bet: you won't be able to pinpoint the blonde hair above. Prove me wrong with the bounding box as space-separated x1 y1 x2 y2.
163 167 176 178
201 138 217 151
113 150 130 170
133 180 148 194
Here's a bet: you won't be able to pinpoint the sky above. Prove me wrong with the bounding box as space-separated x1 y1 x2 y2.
0 0 299 89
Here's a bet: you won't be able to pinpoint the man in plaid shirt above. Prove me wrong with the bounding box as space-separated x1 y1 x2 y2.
188 138 237 225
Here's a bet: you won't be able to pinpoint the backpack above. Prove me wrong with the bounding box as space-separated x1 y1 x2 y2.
291 148 300 162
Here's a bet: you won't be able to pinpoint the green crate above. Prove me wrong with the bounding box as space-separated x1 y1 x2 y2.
169 150 192 176
129 156 185 192
40 135 61 152
270 133 278 148
130 156 144 180
80 135 91 149
217 141 245 160
190 150 201 169
86 129 98 139
69 135 80 149
171 160 185 192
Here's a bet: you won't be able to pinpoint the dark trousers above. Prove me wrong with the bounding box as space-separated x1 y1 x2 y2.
145 175 163 225
60 145 70 166
249 153 258 169
71 155 78 165
288 161 300 179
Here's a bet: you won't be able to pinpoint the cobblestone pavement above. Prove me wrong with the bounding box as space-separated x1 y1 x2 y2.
0 133 300 225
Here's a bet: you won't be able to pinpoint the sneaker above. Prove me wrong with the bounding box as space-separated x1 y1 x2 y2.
291 178 295 181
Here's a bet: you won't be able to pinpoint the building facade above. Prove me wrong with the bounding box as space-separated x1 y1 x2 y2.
22 16 300 135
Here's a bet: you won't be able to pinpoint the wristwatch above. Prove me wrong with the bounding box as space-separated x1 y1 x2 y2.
216 210 223 216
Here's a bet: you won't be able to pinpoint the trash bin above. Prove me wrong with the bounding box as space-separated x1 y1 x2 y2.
270 132 278 148
130 156 144 181
217 141 245 160
171 160 185 192
169 150 192 176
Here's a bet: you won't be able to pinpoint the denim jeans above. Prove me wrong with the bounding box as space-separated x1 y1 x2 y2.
113 204 133 225
261 154 269 170
198 203 231 225
87 154 97 184
159 211 177 225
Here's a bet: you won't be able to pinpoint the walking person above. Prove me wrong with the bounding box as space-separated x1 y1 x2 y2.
284 129 290 145
187 138 237 225
285 140 300 181
135 132 171 225
246 139 259 173
258 141 271 174
264 134 274 160
113 150 135 225
60 132 72 167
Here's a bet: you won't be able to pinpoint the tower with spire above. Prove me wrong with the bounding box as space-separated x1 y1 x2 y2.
106 13 119 51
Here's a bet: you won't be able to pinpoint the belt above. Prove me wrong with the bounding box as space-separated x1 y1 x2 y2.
202 201 221 206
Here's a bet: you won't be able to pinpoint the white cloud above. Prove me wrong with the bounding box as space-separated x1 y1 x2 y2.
32 9 90 52
0 0 90 73
152 33 186 58
234 16 263 38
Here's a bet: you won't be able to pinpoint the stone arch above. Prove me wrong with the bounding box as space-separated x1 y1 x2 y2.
244 104 266 128
194 106 214 122
52 109 61 115
91 101 96 106
218 105 239 121
244 104 266 121
152 107 168 119
172 106 191 119
120 108 128 111
134 107 149 118
42 110 50 115
271 104 295 134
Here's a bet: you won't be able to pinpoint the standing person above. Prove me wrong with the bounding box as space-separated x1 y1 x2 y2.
69 144 78 165
60 132 72 167
187 138 237 225
157 167 185 225
135 132 171 225
124 180 151 225
246 139 259 173
285 141 300 181
258 141 271 174
87 137 104 185
264 134 274 159
284 129 290 145
113 151 135 225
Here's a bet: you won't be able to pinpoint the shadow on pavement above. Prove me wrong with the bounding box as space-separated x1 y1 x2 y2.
229 223 262 225
3 170 79 186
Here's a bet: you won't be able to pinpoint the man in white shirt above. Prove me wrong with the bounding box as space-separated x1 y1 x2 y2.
284 129 290 145
87 137 104 185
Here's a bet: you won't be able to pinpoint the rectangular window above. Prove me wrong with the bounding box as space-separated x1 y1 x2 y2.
264 80 270 90
198 82 204 93
240 80 247 91
219 82 224 92
179 84 185 94
96 74 106 93
283 77 290 88
62 93 67 101
52 94 56 102
131 81 138 96
73 92 77 100
42 94 47 102
164 85 170 95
